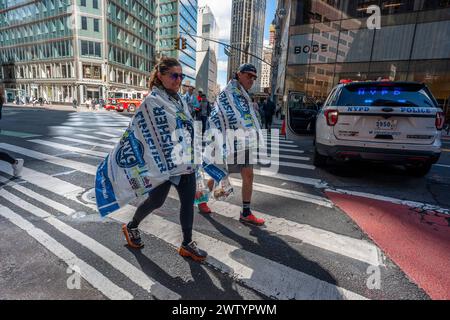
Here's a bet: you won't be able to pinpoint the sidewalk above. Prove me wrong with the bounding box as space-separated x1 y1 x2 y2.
4 103 109 113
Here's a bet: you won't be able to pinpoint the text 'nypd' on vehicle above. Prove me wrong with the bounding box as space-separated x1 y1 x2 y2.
314 81 445 176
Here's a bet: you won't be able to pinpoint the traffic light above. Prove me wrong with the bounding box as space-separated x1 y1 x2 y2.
173 37 180 50
181 37 187 50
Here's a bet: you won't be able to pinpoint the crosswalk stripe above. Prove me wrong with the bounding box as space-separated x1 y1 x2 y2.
54 136 115 148
113 207 367 300
12 184 75 216
263 139 295 145
93 132 122 138
1 155 367 299
277 161 315 170
29 139 108 158
0 189 181 300
169 191 380 266
0 174 10 184
256 169 325 187
0 162 82 196
74 134 120 143
278 148 305 154
0 205 133 300
269 143 299 149
0 143 99 174
62 121 129 127
278 154 310 161
49 126 97 132
229 178 333 208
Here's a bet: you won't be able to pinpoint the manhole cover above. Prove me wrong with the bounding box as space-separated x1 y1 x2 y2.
81 188 96 204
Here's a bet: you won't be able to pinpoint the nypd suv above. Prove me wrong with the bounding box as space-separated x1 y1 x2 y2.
314 81 445 176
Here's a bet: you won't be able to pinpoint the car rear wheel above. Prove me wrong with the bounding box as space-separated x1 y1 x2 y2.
128 104 136 113
313 148 328 167
405 163 432 177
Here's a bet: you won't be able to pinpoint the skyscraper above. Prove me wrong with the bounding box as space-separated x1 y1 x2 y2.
196 5 219 101
260 46 272 91
0 0 156 104
228 0 266 92
156 0 197 86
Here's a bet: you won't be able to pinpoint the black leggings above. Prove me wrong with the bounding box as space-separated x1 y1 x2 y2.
130 172 196 245
0 151 15 165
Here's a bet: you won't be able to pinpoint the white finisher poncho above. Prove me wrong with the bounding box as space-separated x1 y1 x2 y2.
202 79 263 182
95 86 195 217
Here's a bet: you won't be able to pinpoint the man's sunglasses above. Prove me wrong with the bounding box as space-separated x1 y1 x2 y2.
166 72 186 80
243 72 257 81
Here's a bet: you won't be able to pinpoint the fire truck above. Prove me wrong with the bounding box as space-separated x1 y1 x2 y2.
105 91 147 113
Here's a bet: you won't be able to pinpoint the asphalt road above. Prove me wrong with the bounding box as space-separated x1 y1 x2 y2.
1 106 448 300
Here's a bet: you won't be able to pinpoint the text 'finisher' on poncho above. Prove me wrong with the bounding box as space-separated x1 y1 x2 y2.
95 86 195 217
202 79 263 182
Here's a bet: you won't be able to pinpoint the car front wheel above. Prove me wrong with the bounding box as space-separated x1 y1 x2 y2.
128 104 136 113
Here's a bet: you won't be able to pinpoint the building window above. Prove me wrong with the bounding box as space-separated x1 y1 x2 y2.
81 41 88 55
81 40 101 57
94 42 101 57
94 19 99 32
80 0 86 7
93 0 98 9
81 17 87 30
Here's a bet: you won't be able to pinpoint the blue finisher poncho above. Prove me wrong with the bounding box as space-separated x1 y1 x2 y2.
95 86 195 217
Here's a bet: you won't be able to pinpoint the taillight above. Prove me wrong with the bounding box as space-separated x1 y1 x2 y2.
324 109 339 126
436 112 444 130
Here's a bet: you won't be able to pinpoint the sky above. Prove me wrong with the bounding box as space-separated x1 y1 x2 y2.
198 0 277 89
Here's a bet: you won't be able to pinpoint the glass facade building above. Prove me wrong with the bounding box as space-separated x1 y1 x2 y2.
228 0 266 93
0 0 155 103
273 0 450 117
156 0 197 85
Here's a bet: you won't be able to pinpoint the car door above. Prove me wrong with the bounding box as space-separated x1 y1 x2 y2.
288 92 319 134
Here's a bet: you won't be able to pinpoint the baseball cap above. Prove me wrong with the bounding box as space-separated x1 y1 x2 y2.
238 63 257 76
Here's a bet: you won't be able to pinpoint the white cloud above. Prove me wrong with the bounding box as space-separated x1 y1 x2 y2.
199 0 232 41
217 60 228 72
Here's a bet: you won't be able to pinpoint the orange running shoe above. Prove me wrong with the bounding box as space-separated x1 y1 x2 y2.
178 241 208 262
122 224 144 249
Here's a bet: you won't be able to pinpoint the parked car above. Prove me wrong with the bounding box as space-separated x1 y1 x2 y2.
314 81 444 176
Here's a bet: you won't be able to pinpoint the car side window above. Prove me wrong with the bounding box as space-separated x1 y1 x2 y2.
324 88 336 107
327 88 341 107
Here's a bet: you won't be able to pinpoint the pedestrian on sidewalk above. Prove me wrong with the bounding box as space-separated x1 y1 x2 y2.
275 102 281 119
263 97 276 131
181 82 198 119
0 90 4 120
197 63 265 226
199 94 210 135
444 121 450 135
258 98 265 127
0 91 24 176
0 152 24 177
121 57 207 262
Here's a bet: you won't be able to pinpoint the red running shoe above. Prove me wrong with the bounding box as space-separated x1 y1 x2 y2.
239 213 265 226
198 203 212 214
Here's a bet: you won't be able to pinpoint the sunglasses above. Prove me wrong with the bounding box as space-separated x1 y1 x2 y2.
166 72 186 81
243 72 257 81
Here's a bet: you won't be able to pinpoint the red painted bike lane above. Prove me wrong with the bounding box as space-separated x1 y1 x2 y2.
326 191 450 300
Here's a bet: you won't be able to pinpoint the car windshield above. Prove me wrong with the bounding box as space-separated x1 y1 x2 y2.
337 84 436 108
